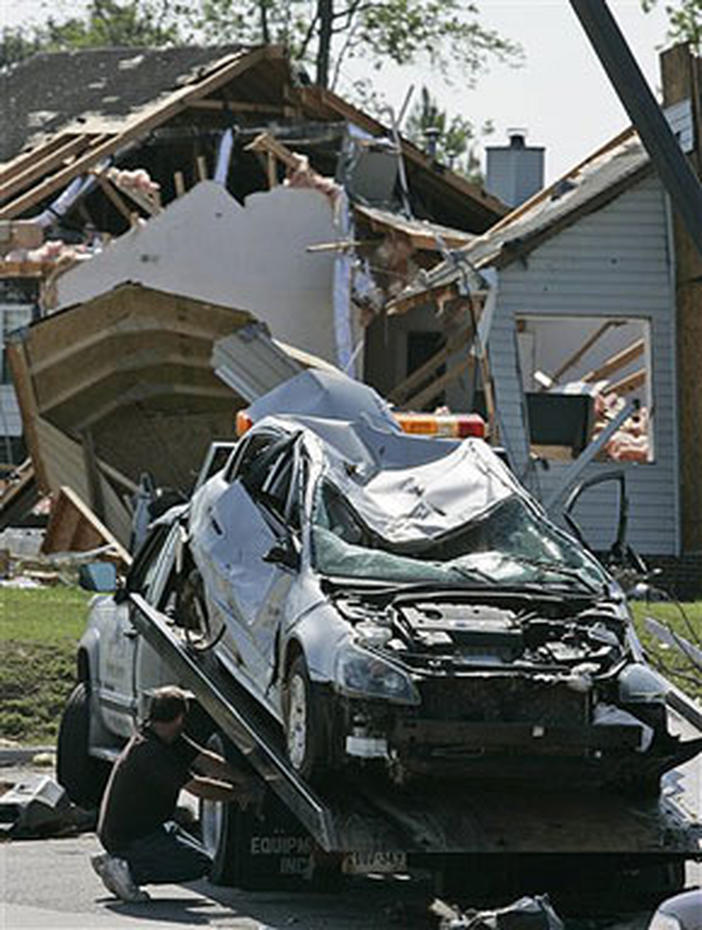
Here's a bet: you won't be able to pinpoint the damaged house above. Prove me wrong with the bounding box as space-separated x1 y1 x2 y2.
0 42 506 541
389 43 702 593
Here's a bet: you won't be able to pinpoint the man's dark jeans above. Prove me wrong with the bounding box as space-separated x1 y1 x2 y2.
115 821 212 886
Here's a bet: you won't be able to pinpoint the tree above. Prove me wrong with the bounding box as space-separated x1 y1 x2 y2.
195 0 522 90
405 85 493 182
6 0 522 93
2 1 186 69
641 0 701 50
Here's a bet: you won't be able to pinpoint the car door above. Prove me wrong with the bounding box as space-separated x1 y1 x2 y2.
96 525 168 737
205 432 300 697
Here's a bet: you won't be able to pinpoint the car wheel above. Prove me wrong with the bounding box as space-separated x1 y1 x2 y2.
199 732 240 885
283 655 323 781
180 568 223 651
56 682 111 808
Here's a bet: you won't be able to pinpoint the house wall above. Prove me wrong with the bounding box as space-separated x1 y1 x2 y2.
489 173 680 555
56 181 340 366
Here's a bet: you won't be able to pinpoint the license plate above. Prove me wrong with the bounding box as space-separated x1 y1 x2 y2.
341 850 408 875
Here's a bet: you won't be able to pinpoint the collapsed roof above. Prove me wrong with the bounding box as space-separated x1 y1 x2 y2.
0 44 507 234
389 128 651 312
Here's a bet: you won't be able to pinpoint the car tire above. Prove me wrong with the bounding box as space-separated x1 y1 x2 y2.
199 732 240 885
56 682 111 809
283 654 324 782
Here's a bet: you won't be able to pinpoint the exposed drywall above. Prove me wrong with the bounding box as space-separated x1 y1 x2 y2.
56 181 340 364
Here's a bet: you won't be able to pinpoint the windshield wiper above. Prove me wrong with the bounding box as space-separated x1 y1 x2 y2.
505 555 600 594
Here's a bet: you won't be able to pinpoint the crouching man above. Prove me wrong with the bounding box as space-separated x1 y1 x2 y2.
91 685 260 902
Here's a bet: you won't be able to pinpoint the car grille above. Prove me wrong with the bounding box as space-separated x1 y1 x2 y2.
417 674 588 726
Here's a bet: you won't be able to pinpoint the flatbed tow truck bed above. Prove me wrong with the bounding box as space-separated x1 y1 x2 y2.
131 594 702 862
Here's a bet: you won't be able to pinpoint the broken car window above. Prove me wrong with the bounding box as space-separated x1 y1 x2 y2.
311 481 607 592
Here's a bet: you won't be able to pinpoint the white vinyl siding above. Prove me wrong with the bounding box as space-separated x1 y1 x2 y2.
489 173 680 555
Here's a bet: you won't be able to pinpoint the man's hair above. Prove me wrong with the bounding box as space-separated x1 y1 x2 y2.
147 686 192 723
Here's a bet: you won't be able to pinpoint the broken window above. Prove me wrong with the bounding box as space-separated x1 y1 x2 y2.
515 315 653 464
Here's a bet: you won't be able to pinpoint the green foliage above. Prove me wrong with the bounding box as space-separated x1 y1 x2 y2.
4 0 522 94
641 0 702 50
405 85 494 182
0 587 90 744
1 1 188 68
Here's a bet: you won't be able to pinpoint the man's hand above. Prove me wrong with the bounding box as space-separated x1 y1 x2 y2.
193 748 252 788
184 772 265 816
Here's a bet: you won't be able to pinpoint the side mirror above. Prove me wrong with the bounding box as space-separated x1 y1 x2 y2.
263 542 299 571
78 561 118 593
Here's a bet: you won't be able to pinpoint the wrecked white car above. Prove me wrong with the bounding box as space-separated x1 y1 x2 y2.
161 373 698 793
63 373 700 802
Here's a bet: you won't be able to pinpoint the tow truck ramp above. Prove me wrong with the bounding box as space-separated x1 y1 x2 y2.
131 594 702 860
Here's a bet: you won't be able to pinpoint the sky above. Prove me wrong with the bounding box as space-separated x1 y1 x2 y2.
3 0 675 183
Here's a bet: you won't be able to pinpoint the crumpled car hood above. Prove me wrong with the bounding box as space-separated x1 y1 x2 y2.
326 437 523 543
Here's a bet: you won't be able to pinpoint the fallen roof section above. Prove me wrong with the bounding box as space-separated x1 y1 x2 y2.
5 283 330 533
388 128 651 312
0 45 507 233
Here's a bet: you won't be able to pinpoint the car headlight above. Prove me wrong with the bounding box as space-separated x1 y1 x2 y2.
649 911 682 930
334 642 420 705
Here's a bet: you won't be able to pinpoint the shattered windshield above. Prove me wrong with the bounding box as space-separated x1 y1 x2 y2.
311 480 608 592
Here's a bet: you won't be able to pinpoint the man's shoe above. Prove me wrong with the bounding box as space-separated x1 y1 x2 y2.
92 854 150 902
91 853 119 896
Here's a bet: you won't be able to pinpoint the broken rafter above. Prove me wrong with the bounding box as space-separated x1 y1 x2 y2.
390 327 473 405
607 367 646 396
0 45 284 220
584 337 645 383
188 99 292 116
0 135 98 206
94 173 136 225
547 321 619 387
245 131 300 173
401 356 474 412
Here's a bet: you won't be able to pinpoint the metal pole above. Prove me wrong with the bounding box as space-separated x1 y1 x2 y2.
570 0 702 256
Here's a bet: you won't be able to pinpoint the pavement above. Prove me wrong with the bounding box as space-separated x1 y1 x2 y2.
0 833 433 930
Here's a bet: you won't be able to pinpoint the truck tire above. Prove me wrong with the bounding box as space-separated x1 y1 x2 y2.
283 654 324 782
56 682 111 809
199 732 240 885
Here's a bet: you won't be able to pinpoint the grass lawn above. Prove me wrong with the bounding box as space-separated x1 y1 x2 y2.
630 600 702 702
0 586 92 745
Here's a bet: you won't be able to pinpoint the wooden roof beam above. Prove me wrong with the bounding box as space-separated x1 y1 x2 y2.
0 45 284 220
0 135 96 206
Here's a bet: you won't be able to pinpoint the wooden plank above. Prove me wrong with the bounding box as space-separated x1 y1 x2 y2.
607 367 646 395
297 86 508 218
0 135 93 205
550 321 617 385
188 99 287 115
389 328 472 404
583 338 645 383
81 428 105 522
41 485 131 566
245 131 300 172
0 46 280 219
95 174 135 224
401 356 474 411
0 136 69 184
5 341 50 492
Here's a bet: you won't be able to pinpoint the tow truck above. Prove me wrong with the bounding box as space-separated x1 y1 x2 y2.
58 428 702 898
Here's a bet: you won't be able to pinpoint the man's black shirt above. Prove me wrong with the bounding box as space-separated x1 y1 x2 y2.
98 724 202 853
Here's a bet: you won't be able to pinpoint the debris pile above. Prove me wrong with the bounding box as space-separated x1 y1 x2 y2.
431 894 564 930
593 391 649 463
